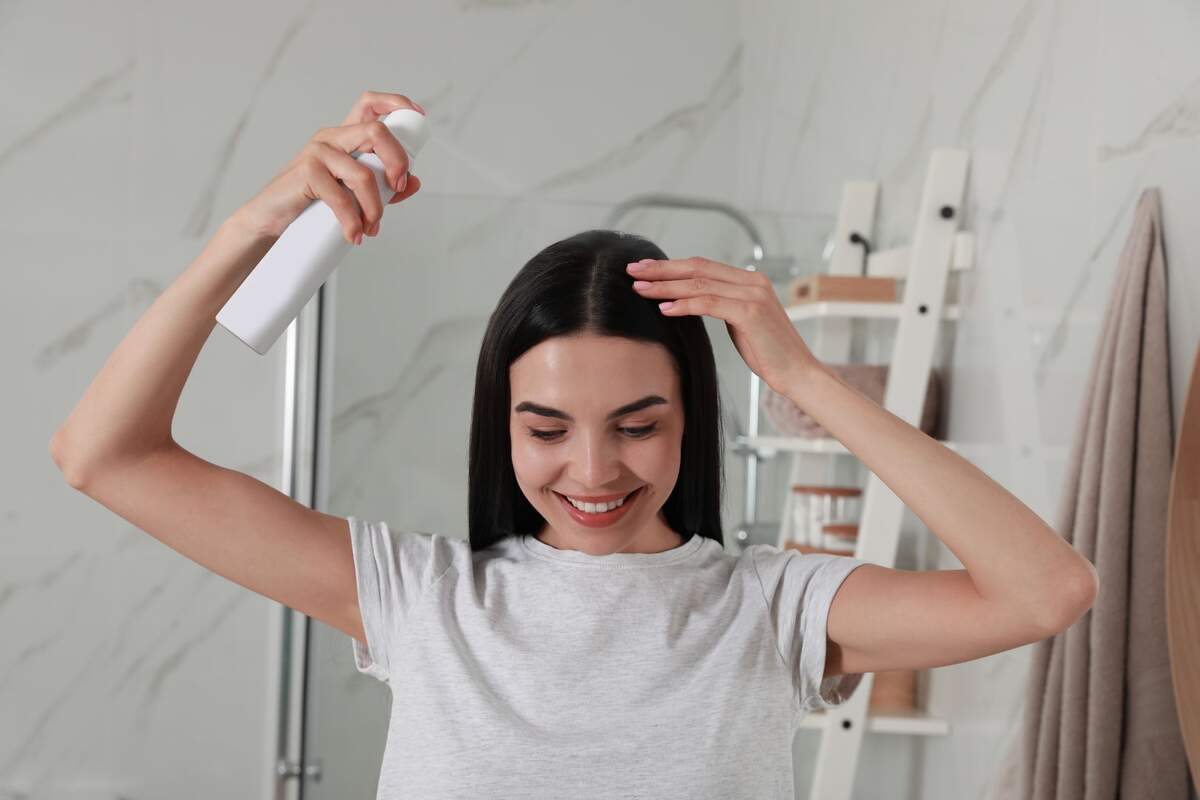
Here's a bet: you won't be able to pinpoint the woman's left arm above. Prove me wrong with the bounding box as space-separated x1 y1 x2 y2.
628 255 1099 675
783 360 1099 666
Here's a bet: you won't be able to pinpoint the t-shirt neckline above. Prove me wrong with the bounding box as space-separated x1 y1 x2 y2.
521 531 706 566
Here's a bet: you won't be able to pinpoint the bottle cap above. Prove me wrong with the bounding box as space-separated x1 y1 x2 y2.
380 108 431 160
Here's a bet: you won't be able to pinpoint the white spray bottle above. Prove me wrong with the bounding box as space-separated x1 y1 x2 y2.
216 108 431 355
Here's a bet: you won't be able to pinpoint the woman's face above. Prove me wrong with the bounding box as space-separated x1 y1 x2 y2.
508 334 686 555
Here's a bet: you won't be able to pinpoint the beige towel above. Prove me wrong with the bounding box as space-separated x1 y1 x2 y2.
993 188 1186 799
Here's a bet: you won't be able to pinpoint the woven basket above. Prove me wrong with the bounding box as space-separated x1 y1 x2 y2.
761 364 942 438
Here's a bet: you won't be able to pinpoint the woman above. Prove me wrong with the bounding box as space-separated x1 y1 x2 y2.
49 91 1098 799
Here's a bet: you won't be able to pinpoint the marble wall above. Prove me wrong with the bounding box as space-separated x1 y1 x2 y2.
736 0 1199 797
6 0 1195 798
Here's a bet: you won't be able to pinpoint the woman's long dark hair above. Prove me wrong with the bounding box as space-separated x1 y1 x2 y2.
467 229 725 552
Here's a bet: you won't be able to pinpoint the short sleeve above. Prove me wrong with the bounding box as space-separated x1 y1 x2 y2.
346 515 450 685
751 545 869 714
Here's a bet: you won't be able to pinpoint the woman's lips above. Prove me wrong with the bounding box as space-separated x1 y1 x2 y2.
556 489 639 503
555 486 644 528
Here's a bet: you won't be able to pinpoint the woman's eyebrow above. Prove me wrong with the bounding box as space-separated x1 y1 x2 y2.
514 394 668 422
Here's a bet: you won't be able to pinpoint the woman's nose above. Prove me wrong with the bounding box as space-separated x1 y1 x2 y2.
569 431 621 488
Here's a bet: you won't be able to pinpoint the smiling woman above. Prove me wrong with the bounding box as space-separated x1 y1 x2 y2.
326 228 874 798
319 230 879 797
467 229 727 555
507 337 689 555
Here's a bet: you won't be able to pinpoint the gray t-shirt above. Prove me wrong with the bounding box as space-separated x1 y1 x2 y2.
347 514 867 799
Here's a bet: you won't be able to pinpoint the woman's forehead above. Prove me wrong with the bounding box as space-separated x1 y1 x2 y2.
510 337 679 409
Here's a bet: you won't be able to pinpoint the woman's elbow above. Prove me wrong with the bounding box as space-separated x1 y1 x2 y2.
1043 560 1099 634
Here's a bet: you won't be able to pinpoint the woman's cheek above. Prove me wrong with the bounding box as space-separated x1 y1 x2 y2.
512 437 555 483
648 427 684 482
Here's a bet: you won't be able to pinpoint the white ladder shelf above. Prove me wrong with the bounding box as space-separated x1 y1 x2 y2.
732 149 972 799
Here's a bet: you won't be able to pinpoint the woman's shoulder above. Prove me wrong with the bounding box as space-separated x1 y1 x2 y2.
738 542 865 587
347 516 514 572
346 516 475 588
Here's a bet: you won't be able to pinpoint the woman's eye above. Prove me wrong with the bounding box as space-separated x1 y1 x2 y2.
622 424 658 438
527 424 658 442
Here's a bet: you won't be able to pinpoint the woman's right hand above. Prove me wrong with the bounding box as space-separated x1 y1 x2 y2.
232 91 425 244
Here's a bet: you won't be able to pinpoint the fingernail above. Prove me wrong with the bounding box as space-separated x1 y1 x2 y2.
412 100 426 114
632 280 651 289
627 262 647 272
659 301 675 311
355 232 363 245
398 173 408 192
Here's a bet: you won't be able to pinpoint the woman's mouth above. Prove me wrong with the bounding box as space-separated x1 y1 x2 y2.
554 487 644 528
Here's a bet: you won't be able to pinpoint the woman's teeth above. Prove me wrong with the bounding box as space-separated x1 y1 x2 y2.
563 490 635 513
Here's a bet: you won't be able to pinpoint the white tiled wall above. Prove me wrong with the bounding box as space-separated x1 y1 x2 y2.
7 0 1196 798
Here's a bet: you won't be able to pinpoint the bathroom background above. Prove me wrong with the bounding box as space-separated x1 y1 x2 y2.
6 0 1198 798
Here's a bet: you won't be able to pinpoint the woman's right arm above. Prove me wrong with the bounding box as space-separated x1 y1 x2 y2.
48 90 424 643
49 213 277 477
47 211 378 641
50 88 423 476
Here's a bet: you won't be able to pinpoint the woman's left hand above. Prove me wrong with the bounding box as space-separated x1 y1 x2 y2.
627 256 821 395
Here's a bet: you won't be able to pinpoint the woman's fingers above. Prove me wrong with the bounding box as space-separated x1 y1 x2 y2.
386 174 421 204
630 274 765 305
629 261 766 325
313 120 412 196
362 175 423 236
332 91 424 193
653 292 754 320
308 141 385 241
338 90 425 127
312 91 426 239
625 256 768 287
626 255 816 392
233 91 425 241
300 141 369 244
627 257 770 304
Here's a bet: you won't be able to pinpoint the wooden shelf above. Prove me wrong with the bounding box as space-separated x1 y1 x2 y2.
785 301 961 322
798 707 951 736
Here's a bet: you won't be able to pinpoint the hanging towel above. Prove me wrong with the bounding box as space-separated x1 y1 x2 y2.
990 187 1186 799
